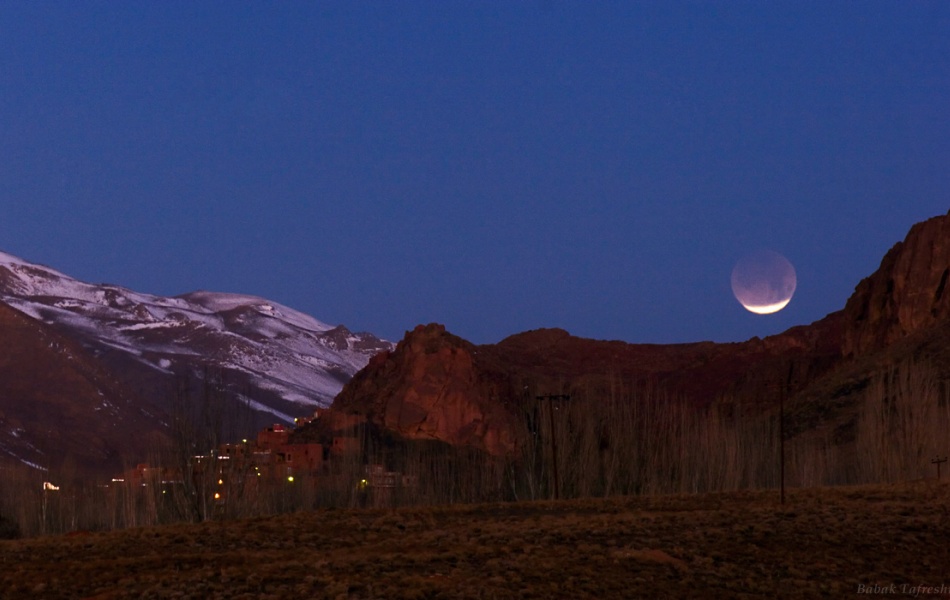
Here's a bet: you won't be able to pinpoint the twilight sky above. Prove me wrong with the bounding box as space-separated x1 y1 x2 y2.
1 2 948 345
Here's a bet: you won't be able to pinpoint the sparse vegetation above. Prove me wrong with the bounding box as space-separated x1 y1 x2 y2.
0 481 948 599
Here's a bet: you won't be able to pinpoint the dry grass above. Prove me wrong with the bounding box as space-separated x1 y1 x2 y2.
2 481 949 599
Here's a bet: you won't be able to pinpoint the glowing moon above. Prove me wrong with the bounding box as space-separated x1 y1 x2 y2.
731 250 797 314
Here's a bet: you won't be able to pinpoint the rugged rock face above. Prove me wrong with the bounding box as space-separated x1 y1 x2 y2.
490 315 843 409
842 210 950 357
330 315 845 455
332 324 519 456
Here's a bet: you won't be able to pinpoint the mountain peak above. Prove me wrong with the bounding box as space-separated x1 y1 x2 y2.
177 290 335 333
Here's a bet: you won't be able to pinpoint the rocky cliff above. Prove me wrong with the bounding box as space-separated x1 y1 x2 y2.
329 316 843 455
842 210 950 357
332 324 519 456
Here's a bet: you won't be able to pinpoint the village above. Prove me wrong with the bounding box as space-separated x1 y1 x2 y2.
106 408 417 510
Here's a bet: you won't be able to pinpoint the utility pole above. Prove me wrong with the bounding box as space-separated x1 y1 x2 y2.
780 362 794 506
780 387 785 505
537 394 571 500
933 456 948 480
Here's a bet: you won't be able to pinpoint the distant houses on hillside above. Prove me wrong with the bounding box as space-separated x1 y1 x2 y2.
107 409 412 509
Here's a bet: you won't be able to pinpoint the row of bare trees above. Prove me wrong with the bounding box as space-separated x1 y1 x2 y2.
511 359 948 497
295 357 949 507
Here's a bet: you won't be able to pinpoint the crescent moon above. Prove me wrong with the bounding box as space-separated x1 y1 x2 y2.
731 250 797 315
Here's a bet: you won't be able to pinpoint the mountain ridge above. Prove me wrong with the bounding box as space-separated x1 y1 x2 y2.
0 251 392 473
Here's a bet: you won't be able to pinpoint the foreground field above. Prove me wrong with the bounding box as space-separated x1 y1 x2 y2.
1 482 949 599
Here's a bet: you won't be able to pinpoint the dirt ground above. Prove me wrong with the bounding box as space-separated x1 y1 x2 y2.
1 481 949 599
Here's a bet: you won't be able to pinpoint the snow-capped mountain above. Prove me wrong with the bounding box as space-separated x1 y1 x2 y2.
0 251 391 471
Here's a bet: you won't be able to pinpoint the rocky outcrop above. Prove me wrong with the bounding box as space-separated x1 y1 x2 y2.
329 315 844 454
842 210 950 357
331 324 519 455
490 315 843 409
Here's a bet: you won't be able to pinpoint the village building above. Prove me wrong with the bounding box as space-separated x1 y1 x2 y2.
105 409 412 507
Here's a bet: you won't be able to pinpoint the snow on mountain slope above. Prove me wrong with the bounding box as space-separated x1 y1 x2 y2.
0 251 392 420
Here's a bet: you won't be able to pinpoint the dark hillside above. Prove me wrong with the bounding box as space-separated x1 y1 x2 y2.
0 303 162 475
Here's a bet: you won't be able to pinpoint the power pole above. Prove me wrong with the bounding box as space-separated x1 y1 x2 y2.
537 394 571 500
780 362 794 506
933 456 948 480
780 388 785 505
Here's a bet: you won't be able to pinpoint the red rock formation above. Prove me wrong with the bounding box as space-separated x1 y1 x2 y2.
330 316 844 454
842 210 950 357
331 324 519 456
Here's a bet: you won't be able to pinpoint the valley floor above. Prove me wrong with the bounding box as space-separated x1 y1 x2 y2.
1 482 949 599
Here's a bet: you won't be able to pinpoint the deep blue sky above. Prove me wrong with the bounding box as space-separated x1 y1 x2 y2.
1 2 948 345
